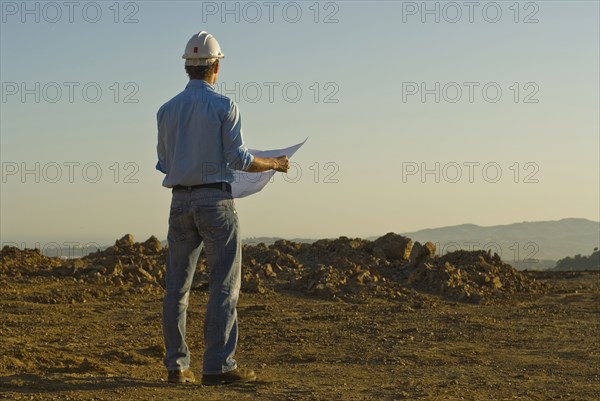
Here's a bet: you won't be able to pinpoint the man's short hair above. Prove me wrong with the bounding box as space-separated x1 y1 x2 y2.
185 60 218 80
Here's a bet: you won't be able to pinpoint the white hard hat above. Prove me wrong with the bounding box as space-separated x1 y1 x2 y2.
182 31 224 66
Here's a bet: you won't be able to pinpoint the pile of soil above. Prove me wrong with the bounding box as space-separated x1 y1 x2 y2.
0 247 63 275
0 233 549 303
406 250 548 302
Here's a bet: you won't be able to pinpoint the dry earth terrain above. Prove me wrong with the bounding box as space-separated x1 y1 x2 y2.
1 234 598 400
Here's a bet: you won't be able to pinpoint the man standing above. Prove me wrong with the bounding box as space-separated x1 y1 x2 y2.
156 31 289 385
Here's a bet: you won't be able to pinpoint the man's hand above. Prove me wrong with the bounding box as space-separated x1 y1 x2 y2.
246 155 290 173
273 156 289 173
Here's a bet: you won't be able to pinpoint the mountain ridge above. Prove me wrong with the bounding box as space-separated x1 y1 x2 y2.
244 218 599 264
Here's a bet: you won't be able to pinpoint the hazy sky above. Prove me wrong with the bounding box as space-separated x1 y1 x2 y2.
1 0 598 247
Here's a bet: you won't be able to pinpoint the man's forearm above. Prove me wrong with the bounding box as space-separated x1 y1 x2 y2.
245 156 277 172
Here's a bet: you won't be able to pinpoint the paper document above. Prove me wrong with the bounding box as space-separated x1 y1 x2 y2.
232 138 307 198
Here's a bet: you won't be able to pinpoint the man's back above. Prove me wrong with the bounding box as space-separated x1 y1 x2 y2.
157 80 253 187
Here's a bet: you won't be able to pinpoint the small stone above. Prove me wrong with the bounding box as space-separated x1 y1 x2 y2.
408 241 436 266
372 233 413 262
115 234 134 249
142 236 162 253
263 263 277 277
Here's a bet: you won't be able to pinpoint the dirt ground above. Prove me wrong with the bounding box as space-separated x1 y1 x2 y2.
0 269 598 401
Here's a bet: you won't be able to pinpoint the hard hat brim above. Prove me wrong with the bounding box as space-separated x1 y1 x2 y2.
184 57 222 66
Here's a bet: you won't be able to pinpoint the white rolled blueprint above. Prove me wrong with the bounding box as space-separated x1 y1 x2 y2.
232 138 307 198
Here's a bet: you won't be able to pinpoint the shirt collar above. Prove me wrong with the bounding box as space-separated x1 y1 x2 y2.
185 80 214 90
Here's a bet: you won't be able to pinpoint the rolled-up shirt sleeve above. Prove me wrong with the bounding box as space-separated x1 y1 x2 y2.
156 107 167 174
221 100 254 171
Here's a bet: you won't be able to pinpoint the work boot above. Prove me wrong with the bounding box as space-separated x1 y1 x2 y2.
201 368 256 385
167 369 196 383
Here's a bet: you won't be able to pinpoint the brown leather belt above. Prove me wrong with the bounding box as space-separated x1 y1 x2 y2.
171 182 232 194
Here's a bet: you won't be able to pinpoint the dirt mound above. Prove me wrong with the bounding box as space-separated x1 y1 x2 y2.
406 249 548 302
0 233 549 303
0 246 63 276
74 234 165 287
239 237 425 304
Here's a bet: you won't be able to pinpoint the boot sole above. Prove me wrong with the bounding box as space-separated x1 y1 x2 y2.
167 376 196 383
201 376 256 386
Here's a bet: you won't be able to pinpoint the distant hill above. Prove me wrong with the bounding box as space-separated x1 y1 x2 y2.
242 219 599 270
552 249 600 271
243 237 317 245
385 218 599 267
510 259 558 271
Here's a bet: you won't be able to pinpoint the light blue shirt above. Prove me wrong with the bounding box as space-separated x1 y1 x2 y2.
156 80 254 187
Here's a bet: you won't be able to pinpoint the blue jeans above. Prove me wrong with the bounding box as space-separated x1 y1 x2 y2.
162 188 241 375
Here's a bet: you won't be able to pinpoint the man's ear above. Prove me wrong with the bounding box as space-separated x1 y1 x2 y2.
214 60 220 74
